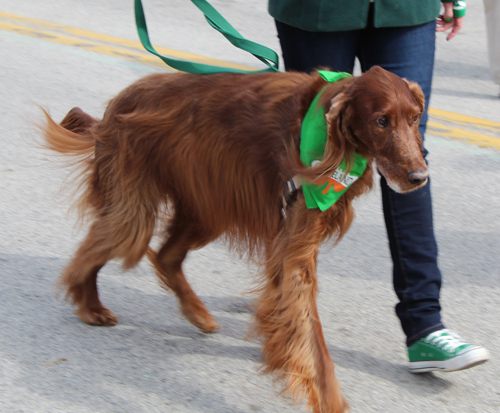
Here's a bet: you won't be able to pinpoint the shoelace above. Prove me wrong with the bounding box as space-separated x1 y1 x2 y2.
425 329 469 353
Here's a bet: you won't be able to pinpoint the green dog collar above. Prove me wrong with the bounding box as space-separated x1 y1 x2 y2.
300 71 368 211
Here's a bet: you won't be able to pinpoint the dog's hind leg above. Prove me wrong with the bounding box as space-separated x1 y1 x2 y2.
149 213 219 333
256 203 348 413
59 220 118 325
60 206 156 326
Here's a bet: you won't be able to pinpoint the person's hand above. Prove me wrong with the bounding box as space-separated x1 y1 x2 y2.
436 2 464 41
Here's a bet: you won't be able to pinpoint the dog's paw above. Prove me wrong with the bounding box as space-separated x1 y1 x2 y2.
196 317 220 334
186 311 220 334
75 306 119 326
181 302 220 333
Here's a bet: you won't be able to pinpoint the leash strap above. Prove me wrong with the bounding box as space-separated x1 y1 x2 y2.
135 0 279 74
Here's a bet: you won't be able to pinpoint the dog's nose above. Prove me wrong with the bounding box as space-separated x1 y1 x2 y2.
407 169 429 185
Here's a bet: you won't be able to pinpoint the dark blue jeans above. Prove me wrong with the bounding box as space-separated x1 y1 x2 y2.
276 12 444 346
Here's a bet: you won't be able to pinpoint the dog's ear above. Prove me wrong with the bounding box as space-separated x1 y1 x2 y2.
325 91 356 145
305 90 356 181
325 92 348 128
404 80 425 112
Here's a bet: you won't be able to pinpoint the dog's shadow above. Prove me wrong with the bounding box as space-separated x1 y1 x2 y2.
146 291 453 397
130 288 453 397
123 295 262 363
1 251 450 413
0 253 269 413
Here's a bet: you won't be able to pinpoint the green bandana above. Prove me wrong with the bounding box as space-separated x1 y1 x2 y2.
300 71 368 211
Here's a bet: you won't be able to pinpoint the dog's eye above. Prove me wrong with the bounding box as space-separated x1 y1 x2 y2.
376 117 388 128
412 115 420 124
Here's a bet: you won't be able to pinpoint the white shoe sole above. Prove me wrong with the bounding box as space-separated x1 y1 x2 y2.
409 346 490 373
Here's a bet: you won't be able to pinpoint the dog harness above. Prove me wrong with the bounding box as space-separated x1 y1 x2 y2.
282 71 368 215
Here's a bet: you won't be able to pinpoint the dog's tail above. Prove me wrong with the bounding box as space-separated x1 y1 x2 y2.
42 107 98 157
41 107 103 220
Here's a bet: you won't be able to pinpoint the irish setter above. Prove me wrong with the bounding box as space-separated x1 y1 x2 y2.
42 66 428 413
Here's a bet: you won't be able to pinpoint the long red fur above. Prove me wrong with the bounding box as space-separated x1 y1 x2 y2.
41 67 427 413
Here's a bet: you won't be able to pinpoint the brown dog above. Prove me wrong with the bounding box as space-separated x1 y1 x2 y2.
42 66 428 413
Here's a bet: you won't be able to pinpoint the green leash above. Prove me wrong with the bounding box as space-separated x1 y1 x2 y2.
134 0 279 74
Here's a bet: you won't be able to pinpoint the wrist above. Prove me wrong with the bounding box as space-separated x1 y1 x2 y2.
453 1 466 18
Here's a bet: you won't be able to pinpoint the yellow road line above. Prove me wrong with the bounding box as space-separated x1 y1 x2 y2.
428 120 500 150
1 10 499 150
429 108 500 132
0 10 257 71
0 20 169 68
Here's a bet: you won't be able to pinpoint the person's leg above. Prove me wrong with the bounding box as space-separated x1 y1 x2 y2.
355 10 489 372
276 16 443 346
483 0 500 93
274 15 489 372
275 20 359 73
356 16 443 346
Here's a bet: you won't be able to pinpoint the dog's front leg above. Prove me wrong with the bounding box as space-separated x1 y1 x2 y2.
256 203 349 413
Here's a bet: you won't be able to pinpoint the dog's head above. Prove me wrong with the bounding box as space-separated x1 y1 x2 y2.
322 66 428 193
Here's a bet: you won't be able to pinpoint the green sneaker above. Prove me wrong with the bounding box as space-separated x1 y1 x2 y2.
408 329 489 373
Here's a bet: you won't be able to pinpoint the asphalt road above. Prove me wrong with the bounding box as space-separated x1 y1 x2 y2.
1 1 499 412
